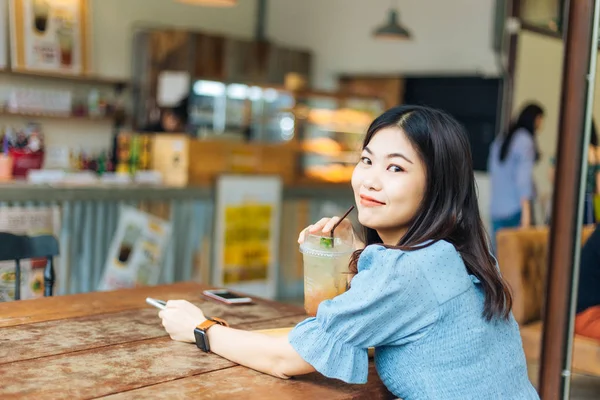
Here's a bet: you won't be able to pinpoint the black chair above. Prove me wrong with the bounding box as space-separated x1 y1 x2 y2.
0 233 60 300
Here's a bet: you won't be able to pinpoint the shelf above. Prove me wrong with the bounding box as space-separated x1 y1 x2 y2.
0 110 116 122
0 69 129 88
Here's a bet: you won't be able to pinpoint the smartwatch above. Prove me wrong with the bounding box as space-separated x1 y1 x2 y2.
194 317 229 352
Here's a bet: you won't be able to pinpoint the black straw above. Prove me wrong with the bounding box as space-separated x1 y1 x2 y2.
330 205 355 248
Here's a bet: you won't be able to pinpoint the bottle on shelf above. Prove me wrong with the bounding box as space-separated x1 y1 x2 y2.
88 89 100 118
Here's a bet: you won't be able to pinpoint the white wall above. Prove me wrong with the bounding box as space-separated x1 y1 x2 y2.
268 0 500 89
89 0 257 79
89 0 500 84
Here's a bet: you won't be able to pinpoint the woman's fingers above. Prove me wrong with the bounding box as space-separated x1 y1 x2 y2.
299 218 330 243
308 218 331 233
298 226 310 243
322 217 341 233
298 216 352 243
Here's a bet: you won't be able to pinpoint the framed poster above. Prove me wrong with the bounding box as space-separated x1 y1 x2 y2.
0 0 7 69
213 175 282 299
9 0 89 75
98 206 172 292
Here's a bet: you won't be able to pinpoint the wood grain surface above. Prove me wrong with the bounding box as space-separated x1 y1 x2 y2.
0 282 394 399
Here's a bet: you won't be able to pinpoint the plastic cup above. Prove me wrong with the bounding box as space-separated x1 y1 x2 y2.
299 230 354 316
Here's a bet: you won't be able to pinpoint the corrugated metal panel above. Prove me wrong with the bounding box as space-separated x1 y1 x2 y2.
0 195 352 301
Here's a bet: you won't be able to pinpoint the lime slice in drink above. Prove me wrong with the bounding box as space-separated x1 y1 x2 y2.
320 237 333 249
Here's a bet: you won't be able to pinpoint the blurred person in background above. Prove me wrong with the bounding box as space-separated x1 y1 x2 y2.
144 97 189 133
488 103 545 251
548 120 600 224
575 225 600 340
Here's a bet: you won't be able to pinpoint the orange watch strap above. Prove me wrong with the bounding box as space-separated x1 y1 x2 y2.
210 317 229 327
196 317 229 332
196 319 218 332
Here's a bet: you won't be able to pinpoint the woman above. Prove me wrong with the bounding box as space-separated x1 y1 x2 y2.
159 106 539 399
143 97 189 133
489 103 545 250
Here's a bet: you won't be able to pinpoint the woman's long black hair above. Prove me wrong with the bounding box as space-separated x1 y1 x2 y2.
499 103 545 162
349 105 513 321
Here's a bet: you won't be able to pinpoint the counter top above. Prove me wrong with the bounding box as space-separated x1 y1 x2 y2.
0 180 352 202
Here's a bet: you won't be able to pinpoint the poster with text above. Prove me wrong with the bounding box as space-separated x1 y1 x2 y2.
9 0 88 74
98 206 171 292
0 207 61 302
214 175 282 299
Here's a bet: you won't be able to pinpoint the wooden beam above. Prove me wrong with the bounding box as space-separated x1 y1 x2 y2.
539 0 597 398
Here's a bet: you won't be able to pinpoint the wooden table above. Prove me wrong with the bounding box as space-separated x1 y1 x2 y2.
0 282 394 399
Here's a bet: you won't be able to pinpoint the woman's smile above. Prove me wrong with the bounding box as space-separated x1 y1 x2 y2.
359 194 386 207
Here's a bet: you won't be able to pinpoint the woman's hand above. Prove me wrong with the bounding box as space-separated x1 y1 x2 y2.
297 216 355 244
158 300 207 343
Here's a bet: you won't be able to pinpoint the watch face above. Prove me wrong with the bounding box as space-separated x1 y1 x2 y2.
194 328 210 352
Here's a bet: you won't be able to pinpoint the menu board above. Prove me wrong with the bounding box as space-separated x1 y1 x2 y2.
214 175 282 299
98 206 171 291
9 0 89 75
0 207 61 301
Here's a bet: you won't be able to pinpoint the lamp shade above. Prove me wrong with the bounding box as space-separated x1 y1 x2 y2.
374 9 411 40
175 0 237 7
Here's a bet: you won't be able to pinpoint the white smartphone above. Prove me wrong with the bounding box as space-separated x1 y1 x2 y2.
146 297 167 310
202 289 252 305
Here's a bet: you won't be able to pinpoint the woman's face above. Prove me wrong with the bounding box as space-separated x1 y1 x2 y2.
351 127 427 244
535 115 545 133
162 111 182 132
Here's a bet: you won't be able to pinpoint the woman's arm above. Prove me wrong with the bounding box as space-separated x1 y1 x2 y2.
521 199 532 228
158 300 315 379
548 164 555 185
515 135 535 228
207 325 316 379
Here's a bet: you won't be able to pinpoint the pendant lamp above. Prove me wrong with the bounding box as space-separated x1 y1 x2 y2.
374 0 411 40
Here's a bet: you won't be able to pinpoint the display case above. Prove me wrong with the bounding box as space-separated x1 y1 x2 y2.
188 79 295 142
188 80 226 136
188 80 384 184
250 87 295 142
293 92 384 183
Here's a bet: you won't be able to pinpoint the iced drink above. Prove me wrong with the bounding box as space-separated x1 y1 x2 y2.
57 26 73 67
300 231 354 316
